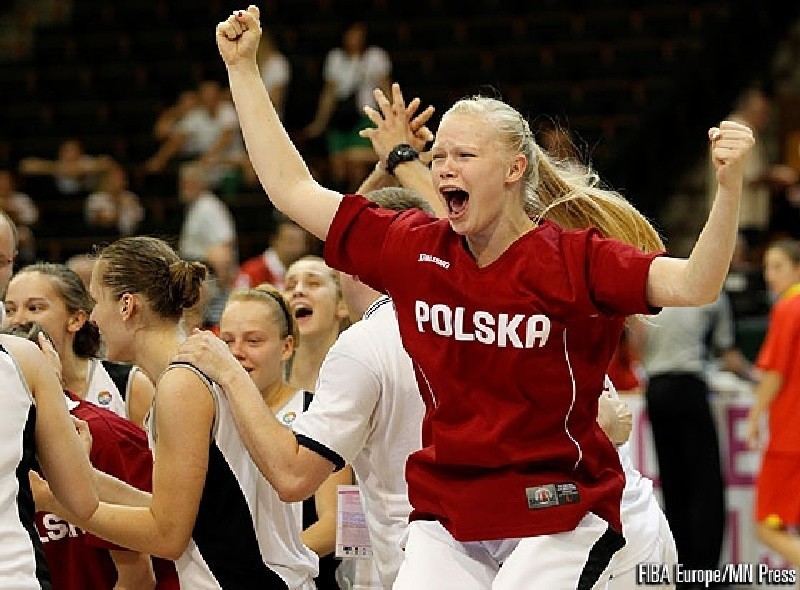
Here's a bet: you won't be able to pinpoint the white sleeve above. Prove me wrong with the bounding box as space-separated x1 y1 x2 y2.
365 46 391 78
322 48 342 83
292 336 380 465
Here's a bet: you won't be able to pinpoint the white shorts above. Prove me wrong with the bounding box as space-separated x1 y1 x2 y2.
608 508 677 590
393 513 624 590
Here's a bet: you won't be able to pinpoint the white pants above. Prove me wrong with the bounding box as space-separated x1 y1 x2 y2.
393 513 623 590
608 508 677 590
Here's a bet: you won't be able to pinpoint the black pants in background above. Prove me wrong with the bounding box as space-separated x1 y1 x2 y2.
645 373 725 586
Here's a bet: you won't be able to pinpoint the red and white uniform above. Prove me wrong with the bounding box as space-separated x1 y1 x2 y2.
324 195 661 543
35 392 179 590
234 248 287 290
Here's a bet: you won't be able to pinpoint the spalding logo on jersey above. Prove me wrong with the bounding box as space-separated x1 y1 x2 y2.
415 300 551 348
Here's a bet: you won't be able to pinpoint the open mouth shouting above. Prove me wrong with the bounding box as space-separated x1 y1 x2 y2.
441 187 469 218
292 303 313 322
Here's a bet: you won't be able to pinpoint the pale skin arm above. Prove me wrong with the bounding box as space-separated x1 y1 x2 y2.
302 464 353 557
217 6 341 241
172 329 337 502
646 121 755 307
128 368 156 429
1 335 99 519
746 369 782 450
33 369 215 560
109 550 156 590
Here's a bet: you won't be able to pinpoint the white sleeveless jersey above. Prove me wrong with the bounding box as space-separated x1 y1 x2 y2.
0 343 51 589
148 364 318 589
84 358 129 419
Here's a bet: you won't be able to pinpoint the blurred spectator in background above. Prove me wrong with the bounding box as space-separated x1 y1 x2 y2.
710 86 799 262
145 80 245 194
0 168 37 264
85 162 144 237
303 21 391 192
257 29 291 122
724 231 771 321
19 138 113 197
66 253 94 291
234 212 312 290
177 163 236 322
152 89 199 144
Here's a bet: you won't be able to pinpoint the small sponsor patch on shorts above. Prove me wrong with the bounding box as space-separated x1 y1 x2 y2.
525 482 580 510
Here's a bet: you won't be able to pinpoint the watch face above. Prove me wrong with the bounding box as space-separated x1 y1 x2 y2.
387 144 419 174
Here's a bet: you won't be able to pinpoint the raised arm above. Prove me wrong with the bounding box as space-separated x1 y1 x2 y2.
359 83 444 216
217 6 342 240
646 121 754 307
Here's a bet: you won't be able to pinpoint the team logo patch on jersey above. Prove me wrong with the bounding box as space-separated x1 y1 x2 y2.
281 411 297 425
97 390 112 406
526 482 580 510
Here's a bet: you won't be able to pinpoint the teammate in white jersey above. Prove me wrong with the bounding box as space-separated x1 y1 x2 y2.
31 236 317 590
0 333 98 588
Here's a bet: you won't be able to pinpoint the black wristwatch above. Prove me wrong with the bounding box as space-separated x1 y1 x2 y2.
386 144 419 176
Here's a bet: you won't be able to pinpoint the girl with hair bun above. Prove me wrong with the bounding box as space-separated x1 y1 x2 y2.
4 262 155 427
32 236 318 590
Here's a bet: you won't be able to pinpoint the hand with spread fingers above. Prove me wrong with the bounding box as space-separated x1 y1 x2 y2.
216 4 262 67
361 83 435 167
